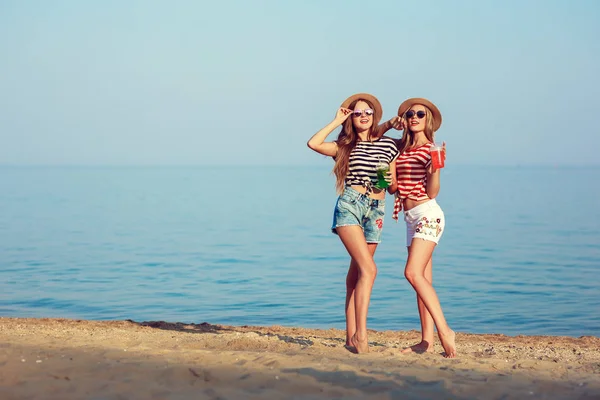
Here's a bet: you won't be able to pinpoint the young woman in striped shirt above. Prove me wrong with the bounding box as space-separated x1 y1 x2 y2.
307 93 401 353
387 98 456 358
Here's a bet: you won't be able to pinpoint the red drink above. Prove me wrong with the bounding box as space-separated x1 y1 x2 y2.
430 145 445 169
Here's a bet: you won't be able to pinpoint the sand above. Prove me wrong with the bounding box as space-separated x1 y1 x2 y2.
0 318 598 399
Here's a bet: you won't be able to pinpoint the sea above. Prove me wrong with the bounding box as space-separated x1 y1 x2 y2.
0 165 598 337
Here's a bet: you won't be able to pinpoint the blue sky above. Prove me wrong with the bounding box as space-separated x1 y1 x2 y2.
1 0 599 166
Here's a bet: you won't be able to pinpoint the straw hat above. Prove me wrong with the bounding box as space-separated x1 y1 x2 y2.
341 93 383 127
397 98 442 132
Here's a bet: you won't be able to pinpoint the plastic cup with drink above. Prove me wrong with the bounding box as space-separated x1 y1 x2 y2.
430 142 445 169
374 159 390 189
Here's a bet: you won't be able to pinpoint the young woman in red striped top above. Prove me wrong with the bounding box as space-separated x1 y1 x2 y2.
387 98 457 358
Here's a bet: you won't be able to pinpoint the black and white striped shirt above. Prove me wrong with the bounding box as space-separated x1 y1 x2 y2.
345 136 399 192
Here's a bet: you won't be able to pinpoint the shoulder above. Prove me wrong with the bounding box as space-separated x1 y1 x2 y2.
378 135 397 143
377 136 399 149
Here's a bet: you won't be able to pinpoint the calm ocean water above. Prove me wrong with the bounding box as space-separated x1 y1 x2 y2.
0 166 598 337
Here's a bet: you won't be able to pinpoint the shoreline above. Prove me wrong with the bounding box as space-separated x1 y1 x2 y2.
1 317 599 399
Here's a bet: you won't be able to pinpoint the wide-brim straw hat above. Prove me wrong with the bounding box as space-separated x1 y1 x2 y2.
397 98 442 132
341 93 383 127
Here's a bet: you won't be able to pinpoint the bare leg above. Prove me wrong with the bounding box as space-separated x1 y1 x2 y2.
345 243 377 346
337 226 378 354
404 239 456 358
345 259 358 346
402 251 435 353
418 256 435 346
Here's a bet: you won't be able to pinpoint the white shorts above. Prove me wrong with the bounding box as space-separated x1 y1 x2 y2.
404 199 445 247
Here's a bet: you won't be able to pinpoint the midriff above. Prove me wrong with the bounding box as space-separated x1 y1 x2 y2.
350 185 386 200
403 196 431 211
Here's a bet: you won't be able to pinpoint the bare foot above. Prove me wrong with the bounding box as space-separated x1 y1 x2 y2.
345 334 354 347
401 340 434 354
349 333 369 354
439 330 457 358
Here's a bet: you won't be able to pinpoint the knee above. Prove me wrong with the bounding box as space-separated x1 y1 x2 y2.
404 268 420 285
361 264 377 282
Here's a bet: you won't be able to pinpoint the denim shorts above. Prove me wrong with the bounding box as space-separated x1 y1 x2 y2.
331 186 386 244
404 199 445 247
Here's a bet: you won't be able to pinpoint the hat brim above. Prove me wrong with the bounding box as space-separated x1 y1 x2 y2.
397 98 442 132
341 93 383 127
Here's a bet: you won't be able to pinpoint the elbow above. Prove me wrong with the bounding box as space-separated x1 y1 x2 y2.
426 188 439 199
307 139 322 151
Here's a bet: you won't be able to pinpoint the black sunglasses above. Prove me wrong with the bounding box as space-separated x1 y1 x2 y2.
405 110 426 119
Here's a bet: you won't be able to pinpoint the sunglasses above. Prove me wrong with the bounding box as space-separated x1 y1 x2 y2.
352 108 374 118
405 110 426 119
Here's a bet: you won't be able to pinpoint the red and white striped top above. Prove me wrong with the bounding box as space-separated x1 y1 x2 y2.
392 143 432 220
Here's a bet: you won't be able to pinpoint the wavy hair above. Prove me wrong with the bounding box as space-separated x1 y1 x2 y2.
396 106 435 154
332 98 384 194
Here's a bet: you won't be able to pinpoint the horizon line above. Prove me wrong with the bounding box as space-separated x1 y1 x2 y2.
1 163 599 168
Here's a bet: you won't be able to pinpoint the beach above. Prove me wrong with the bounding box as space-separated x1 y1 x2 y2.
0 318 598 399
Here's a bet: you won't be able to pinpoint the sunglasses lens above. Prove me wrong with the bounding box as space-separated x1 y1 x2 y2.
406 110 426 119
365 109 374 116
352 111 362 117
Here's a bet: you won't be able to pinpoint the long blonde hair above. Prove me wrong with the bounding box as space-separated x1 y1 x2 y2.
332 98 384 194
396 106 435 154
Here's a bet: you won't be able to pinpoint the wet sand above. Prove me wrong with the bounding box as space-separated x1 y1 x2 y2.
0 317 599 399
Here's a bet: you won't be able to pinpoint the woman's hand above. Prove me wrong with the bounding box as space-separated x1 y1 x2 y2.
427 142 446 174
334 107 353 125
384 170 393 186
386 159 398 194
390 116 405 131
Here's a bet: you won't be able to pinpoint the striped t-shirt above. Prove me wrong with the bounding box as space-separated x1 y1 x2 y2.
393 143 432 220
345 136 399 194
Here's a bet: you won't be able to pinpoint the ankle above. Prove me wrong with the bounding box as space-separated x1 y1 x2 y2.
353 333 368 342
438 327 453 336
